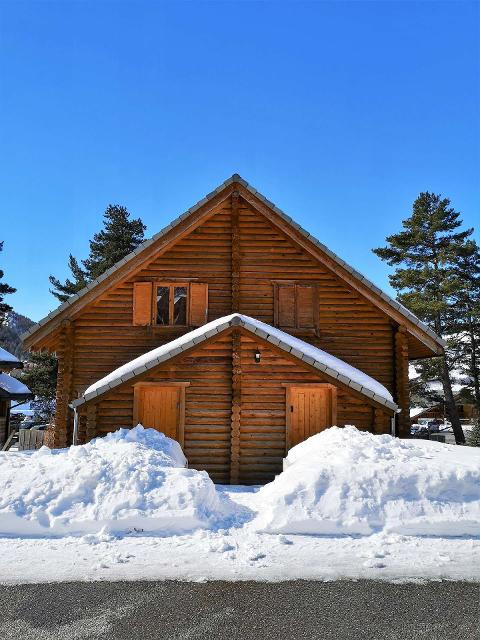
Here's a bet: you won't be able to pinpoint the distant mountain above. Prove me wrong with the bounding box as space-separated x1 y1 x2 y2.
0 311 34 359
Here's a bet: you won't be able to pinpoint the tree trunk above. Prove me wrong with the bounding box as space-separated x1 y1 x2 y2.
468 321 480 410
440 354 465 444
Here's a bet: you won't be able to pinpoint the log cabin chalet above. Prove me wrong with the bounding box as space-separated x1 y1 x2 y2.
22 175 444 483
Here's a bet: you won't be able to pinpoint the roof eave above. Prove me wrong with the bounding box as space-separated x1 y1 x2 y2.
22 173 444 355
71 315 398 414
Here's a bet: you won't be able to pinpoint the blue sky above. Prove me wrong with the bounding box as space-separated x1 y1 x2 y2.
1 0 478 322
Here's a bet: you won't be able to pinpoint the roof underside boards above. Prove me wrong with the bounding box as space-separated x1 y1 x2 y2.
0 373 33 400
22 174 445 356
0 347 22 370
71 313 398 413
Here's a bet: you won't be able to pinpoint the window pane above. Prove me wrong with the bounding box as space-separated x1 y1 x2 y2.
173 286 187 325
156 286 169 325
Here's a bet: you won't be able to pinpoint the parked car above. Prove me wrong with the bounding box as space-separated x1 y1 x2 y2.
20 417 46 430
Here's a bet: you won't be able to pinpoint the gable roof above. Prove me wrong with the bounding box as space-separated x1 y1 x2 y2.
22 174 445 355
0 347 22 370
71 313 398 412
0 373 33 400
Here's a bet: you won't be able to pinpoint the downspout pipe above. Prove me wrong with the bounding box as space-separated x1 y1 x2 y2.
71 405 79 446
391 408 402 437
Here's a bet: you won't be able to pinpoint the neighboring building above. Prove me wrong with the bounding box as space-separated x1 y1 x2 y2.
411 396 478 424
409 367 478 426
22 175 444 483
0 347 33 447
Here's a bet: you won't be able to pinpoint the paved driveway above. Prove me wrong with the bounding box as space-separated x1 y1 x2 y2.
1 580 479 640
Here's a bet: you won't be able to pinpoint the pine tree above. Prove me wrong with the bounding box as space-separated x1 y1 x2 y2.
373 192 473 444
0 241 16 322
446 240 480 412
49 205 146 302
49 255 88 303
83 205 146 280
15 351 58 420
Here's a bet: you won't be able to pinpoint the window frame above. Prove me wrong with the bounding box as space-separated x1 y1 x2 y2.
153 282 190 327
273 280 319 333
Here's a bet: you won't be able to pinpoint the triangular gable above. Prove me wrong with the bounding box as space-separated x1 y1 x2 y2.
0 373 33 400
0 347 22 370
22 174 444 355
71 313 398 412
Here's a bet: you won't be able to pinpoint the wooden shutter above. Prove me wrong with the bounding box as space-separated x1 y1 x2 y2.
133 282 153 326
296 285 316 329
189 283 208 326
276 284 295 328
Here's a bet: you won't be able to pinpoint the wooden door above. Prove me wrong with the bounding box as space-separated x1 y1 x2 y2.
286 384 337 450
133 384 185 444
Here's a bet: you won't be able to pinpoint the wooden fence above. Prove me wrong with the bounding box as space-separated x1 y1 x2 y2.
18 429 45 451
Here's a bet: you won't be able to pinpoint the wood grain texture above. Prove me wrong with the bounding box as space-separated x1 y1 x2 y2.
133 282 153 326
43 190 404 480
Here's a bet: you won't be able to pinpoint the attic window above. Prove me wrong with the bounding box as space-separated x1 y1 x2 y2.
133 281 208 327
274 282 319 331
156 285 187 326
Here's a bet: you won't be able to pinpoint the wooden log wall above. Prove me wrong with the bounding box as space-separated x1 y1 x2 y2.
230 330 241 483
0 400 7 447
394 325 410 437
83 330 391 484
236 200 395 393
239 334 391 483
90 335 233 483
56 194 403 449
52 320 75 447
70 201 233 401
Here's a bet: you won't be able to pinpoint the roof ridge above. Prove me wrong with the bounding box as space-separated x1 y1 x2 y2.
22 174 444 352
71 313 398 413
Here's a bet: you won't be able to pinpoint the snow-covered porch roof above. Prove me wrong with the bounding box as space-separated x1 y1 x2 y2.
0 347 22 371
71 314 398 412
0 373 33 401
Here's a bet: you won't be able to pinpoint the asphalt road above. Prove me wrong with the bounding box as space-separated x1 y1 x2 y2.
0 580 479 640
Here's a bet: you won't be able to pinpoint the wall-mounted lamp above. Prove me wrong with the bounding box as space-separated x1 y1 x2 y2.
254 349 261 364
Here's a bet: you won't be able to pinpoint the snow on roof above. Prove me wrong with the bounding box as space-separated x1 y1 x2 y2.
410 407 427 419
72 314 398 412
0 373 32 398
0 347 21 368
21 175 445 354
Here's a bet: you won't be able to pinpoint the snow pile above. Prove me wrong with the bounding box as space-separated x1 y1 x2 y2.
0 425 238 537
253 426 480 537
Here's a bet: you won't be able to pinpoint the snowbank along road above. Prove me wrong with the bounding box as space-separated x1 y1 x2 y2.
0 426 479 584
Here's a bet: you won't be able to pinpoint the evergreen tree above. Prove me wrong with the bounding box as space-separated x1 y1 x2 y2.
49 255 88 303
373 192 473 444
15 351 58 421
83 205 146 279
49 205 146 302
446 240 480 412
0 241 16 322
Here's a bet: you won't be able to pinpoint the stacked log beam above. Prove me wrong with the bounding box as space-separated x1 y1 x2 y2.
50 320 75 448
394 325 410 437
230 330 241 483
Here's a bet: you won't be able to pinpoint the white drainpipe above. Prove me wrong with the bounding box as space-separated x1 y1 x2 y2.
72 406 79 445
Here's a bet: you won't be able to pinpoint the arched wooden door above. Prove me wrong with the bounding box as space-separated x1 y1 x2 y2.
286 384 337 450
133 383 186 445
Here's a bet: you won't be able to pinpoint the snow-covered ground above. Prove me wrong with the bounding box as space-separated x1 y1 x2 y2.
0 426 479 585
